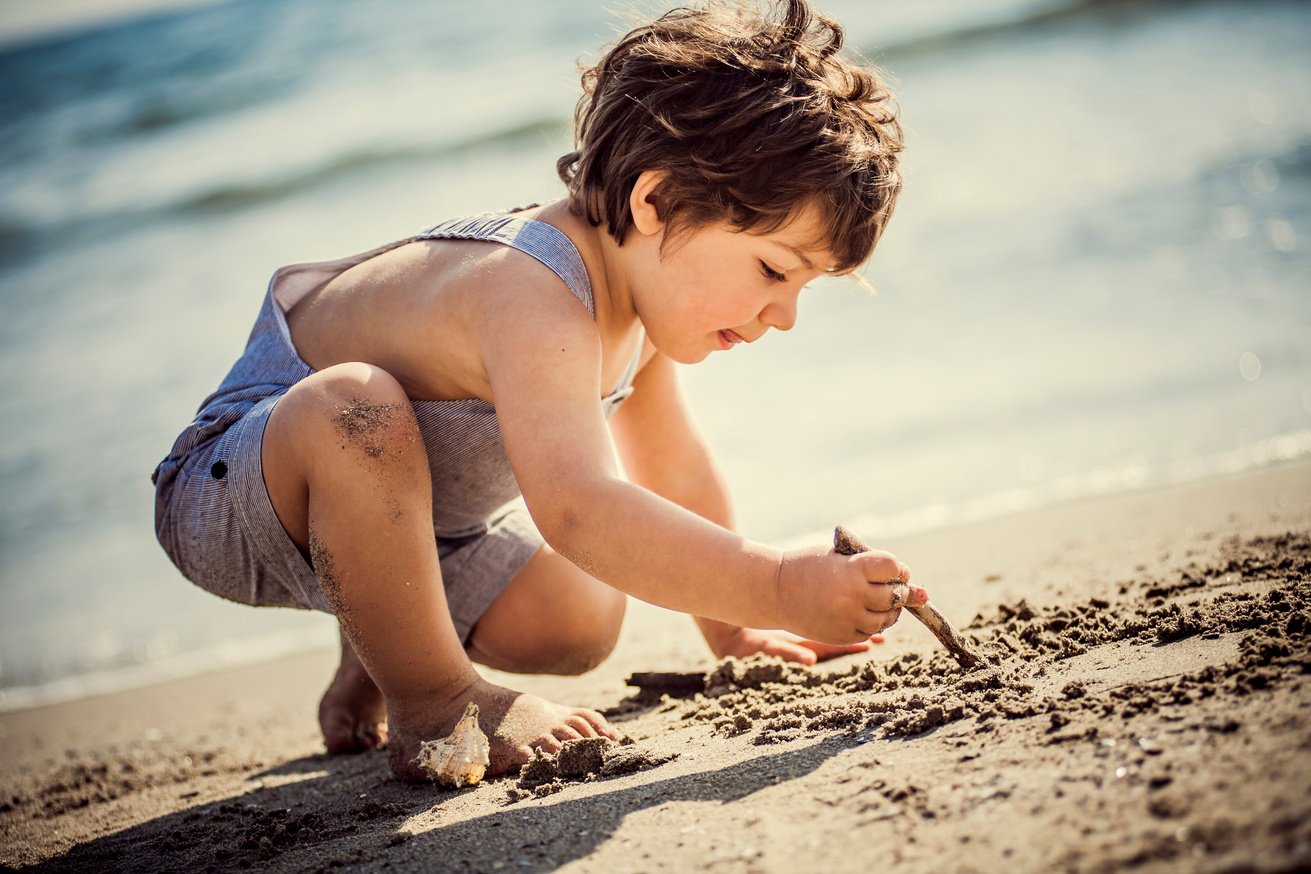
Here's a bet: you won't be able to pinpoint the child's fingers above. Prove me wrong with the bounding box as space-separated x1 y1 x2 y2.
862 606 903 634
769 641 819 665
805 640 872 661
862 581 911 613
854 550 902 582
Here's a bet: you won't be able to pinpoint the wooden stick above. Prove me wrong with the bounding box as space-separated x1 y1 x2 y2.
625 671 706 695
834 526 987 671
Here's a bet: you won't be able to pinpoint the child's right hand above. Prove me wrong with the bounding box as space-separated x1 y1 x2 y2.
774 543 927 645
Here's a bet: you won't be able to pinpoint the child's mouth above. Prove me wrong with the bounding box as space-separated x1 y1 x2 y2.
717 329 745 350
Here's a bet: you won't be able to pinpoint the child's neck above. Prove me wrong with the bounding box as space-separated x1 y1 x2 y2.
537 200 639 339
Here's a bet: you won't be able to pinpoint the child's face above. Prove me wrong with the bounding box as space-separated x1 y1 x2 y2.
628 203 836 365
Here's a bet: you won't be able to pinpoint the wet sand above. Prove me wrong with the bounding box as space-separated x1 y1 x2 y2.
3 460 1309 872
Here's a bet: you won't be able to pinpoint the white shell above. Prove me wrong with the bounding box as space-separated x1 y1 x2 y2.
413 701 491 788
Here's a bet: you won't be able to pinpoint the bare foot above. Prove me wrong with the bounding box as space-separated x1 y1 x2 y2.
387 678 618 782
318 632 388 754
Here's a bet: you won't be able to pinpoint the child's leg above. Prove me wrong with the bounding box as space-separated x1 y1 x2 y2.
466 543 627 676
318 626 387 754
319 542 626 754
261 362 615 779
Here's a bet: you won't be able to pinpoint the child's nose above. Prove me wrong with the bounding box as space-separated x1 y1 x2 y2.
760 296 798 332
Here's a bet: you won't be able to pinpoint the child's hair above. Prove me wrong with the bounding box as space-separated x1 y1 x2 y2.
557 0 903 274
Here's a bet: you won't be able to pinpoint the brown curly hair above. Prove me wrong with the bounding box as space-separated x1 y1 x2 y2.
557 0 903 273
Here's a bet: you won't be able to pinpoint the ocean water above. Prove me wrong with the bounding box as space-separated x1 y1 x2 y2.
1 0 1308 710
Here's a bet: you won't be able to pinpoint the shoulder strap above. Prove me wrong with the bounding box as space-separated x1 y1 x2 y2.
617 328 645 390
420 214 595 316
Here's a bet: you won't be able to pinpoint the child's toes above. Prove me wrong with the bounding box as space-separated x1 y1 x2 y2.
322 725 357 755
551 725 583 743
566 714 598 738
534 735 564 755
577 708 619 739
357 721 388 750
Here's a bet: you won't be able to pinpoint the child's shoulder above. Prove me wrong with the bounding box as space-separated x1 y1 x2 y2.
433 215 596 327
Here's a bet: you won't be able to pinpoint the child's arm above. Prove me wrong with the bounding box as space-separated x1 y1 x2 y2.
609 349 891 664
476 267 914 643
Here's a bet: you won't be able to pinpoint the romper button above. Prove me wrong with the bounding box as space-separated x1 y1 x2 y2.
211 461 228 479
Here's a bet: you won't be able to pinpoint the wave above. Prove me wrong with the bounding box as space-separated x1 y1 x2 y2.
179 116 567 213
865 0 1232 61
0 0 225 51
0 114 569 252
1 0 1245 144
0 0 1283 250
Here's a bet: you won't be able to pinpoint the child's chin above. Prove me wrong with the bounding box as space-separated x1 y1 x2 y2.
677 348 713 365
658 341 711 366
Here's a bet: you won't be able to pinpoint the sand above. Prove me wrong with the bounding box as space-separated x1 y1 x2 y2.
3 460 1310 872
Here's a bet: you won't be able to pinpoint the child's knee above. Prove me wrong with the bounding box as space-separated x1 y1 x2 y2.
546 593 626 675
281 363 423 464
473 584 626 676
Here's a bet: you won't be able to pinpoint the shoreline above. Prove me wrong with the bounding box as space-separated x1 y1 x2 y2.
5 438 1309 717
3 458 1309 870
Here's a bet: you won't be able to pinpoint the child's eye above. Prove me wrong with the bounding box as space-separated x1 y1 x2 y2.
760 261 787 283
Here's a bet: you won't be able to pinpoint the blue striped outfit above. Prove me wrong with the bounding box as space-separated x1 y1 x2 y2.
151 212 639 642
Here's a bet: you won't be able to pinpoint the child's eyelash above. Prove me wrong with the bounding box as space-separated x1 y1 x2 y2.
760 261 787 282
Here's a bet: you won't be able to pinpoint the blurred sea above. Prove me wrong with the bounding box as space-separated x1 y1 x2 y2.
1 0 1308 710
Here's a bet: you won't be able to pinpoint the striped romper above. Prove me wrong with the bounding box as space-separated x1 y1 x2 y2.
151 212 640 642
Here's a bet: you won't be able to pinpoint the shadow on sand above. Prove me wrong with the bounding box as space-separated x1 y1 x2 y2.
34 735 852 871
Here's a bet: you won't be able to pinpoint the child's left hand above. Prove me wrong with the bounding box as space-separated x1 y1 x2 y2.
710 626 883 666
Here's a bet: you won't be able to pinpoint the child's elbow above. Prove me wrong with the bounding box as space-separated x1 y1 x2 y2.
528 480 617 564
535 504 584 553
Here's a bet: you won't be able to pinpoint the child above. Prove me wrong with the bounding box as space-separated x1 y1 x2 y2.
151 0 921 781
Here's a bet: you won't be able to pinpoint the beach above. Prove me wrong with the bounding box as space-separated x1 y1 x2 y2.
3 459 1308 872
1 1 1308 868
3 0 1309 706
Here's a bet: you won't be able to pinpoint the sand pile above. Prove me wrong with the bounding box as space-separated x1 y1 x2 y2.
627 531 1310 748
508 737 678 801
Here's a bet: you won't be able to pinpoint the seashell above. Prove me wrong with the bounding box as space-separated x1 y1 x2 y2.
413 701 490 789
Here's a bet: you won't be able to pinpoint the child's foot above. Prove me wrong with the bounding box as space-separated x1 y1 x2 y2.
318 635 388 754
387 679 618 782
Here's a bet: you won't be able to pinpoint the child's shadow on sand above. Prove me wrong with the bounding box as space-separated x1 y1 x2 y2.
36 736 850 871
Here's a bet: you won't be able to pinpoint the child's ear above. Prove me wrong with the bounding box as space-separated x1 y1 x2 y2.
629 170 666 237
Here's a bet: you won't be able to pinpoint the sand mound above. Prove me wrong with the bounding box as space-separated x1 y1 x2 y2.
508 737 678 802
626 532 1309 750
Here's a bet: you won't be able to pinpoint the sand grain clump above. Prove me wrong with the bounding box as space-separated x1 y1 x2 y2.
507 737 678 802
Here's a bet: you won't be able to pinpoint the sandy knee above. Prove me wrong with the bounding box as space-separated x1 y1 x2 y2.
271 363 427 487
272 362 415 446
264 363 427 552
314 364 420 460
